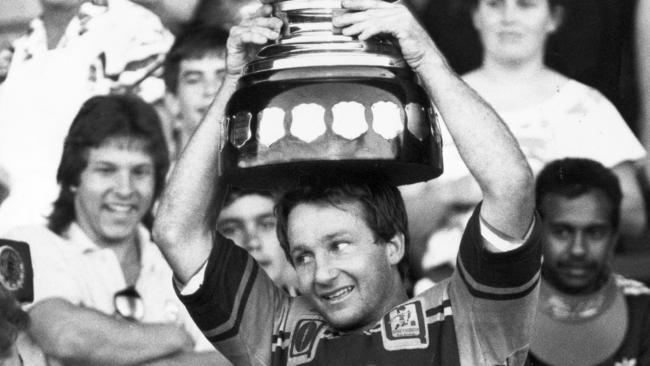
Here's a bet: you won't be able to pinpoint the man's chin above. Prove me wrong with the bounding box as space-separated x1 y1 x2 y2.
553 273 599 294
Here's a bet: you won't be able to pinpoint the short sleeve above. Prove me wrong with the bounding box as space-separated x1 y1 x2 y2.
549 82 646 168
4 226 83 307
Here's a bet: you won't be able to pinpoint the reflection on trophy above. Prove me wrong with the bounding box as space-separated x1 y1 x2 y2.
221 0 443 188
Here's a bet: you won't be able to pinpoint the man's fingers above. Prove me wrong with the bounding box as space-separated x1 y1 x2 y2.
250 15 284 32
340 0 392 11
331 9 372 28
248 3 274 19
341 21 385 41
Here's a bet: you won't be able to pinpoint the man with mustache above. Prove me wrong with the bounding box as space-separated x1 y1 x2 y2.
530 158 650 365
154 0 542 364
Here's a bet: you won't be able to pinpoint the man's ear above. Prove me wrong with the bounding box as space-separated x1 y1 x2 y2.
385 232 406 266
164 92 181 119
548 5 565 33
470 5 481 32
607 231 620 258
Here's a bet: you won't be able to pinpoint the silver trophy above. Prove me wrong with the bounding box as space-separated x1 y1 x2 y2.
221 0 443 188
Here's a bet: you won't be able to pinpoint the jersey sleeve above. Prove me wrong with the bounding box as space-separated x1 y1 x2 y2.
450 204 542 366
175 232 289 366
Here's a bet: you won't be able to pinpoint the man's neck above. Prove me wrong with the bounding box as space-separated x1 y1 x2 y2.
75 221 143 286
112 234 142 287
40 4 81 50
479 56 547 87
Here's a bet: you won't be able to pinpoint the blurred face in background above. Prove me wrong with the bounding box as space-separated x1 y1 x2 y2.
0 48 13 83
39 0 84 11
73 138 156 248
540 189 618 294
217 194 296 286
167 51 226 131
472 0 562 65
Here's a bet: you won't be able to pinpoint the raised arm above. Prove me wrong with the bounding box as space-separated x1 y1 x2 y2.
152 5 283 282
333 0 534 238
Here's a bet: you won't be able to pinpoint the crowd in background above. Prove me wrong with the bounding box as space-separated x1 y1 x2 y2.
0 0 649 365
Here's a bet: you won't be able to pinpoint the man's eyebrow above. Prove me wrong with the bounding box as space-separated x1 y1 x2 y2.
180 70 203 78
216 218 243 226
255 213 276 220
89 160 115 166
290 245 308 256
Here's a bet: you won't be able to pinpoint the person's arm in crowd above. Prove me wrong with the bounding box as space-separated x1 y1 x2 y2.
612 162 647 239
28 298 196 366
142 352 231 366
91 0 199 34
638 0 650 151
153 4 283 283
333 0 534 240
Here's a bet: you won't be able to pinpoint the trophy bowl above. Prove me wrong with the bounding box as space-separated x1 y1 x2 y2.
220 0 443 189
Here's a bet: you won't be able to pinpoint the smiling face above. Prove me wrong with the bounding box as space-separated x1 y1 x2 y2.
287 201 406 331
73 138 155 248
217 194 295 285
472 0 562 65
168 52 226 130
540 190 618 294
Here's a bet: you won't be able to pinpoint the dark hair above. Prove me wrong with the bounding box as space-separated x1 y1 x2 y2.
48 94 170 235
163 25 228 95
536 158 622 227
0 287 28 358
223 187 277 208
464 0 565 10
275 172 410 279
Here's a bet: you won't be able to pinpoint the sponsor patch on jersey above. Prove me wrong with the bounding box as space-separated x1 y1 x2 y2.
289 317 327 364
381 300 429 351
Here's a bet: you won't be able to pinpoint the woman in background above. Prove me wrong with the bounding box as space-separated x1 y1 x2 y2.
409 0 647 292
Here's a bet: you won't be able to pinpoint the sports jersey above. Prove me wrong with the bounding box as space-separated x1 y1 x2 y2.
177 206 542 365
528 275 650 366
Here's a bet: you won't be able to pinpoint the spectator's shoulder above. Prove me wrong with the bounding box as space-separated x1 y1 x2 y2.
562 79 618 109
3 225 62 250
615 274 650 297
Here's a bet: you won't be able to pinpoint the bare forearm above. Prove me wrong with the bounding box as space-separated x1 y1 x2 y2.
613 162 647 237
29 299 191 366
142 352 232 366
414 54 534 238
637 0 650 146
154 76 239 282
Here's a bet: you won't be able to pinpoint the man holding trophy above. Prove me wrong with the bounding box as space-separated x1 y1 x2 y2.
153 0 541 364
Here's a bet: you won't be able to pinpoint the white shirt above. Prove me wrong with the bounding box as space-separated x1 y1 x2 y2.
5 223 213 352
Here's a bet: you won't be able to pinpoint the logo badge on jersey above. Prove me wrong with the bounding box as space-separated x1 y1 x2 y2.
381 300 429 351
289 317 327 363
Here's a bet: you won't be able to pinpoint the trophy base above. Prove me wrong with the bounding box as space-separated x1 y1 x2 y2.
221 159 443 190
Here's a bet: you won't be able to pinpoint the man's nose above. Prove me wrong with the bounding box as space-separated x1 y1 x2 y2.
204 79 220 97
500 2 517 23
568 232 587 258
314 255 339 285
242 228 262 251
115 171 135 196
